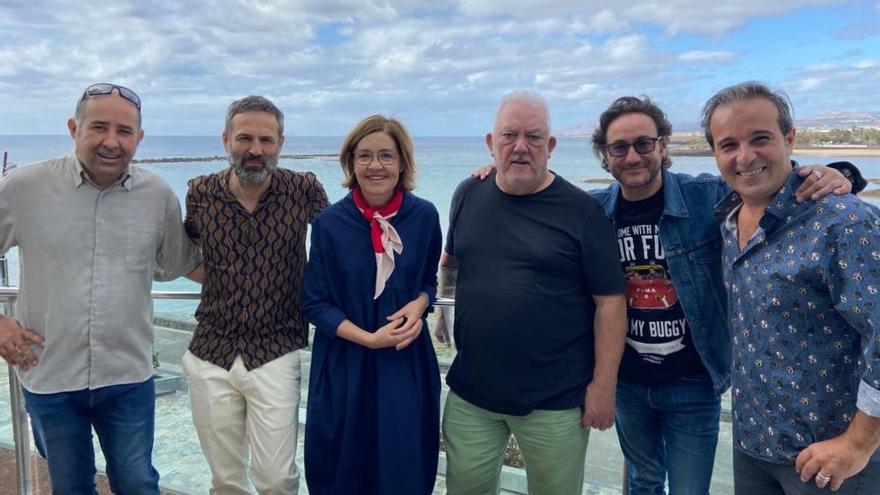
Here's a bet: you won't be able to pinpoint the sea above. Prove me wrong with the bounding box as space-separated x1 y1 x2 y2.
2 134 879 320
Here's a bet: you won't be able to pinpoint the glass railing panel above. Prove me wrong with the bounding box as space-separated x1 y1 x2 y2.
2 285 737 494
150 306 215 493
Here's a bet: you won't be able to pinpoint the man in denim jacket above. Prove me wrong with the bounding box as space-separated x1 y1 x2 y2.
590 96 853 495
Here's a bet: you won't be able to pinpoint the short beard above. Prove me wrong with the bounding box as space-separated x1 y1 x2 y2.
229 151 278 184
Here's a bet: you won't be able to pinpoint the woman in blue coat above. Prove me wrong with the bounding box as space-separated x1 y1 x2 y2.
302 115 442 494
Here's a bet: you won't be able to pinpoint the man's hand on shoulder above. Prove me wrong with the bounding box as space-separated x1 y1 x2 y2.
471 163 495 181
0 315 44 370
795 165 852 202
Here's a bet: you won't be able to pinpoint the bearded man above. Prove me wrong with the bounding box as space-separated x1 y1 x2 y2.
182 95 328 494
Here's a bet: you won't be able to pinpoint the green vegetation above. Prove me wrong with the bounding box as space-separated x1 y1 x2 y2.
794 128 880 147
664 128 880 156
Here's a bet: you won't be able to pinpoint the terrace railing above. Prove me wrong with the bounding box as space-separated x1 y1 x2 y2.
2 279 699 494
0 285 461 494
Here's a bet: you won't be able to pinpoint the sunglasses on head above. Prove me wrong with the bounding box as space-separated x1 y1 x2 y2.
80 83 141 111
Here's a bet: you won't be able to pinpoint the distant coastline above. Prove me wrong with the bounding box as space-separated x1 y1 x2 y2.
791 148 880 157
133 153 337 164
671 147 880 158
129 147 880 164
581 178 880 199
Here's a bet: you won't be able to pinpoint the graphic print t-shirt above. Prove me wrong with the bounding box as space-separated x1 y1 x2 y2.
615 187 706 385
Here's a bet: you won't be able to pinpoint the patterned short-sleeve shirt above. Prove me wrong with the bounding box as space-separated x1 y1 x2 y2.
719 168 880 464
185 168 329 370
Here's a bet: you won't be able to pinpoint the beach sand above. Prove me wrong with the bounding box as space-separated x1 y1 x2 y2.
671 148 880 158
792 148 880 157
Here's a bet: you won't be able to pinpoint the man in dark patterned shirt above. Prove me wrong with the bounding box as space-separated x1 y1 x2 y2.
704 81 880 494
183 95 329 493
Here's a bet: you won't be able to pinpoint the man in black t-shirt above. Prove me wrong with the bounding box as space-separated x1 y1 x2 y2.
441 91 627 495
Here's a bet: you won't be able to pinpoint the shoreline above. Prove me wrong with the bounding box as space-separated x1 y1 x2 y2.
792 148 880 157
132 153 337 164
131 147 880 164
671 147 880 158
581 178 880 199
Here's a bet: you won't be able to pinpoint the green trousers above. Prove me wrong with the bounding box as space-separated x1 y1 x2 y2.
442 391 590 495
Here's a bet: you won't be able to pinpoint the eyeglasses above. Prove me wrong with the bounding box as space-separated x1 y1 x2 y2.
605 137 662 157
354 150 398 165
80 83 141 111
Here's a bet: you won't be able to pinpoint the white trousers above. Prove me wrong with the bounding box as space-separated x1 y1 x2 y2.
182 350 301 495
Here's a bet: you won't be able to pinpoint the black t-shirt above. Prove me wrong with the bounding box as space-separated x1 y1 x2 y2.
614 186 707 384
445 171 625 415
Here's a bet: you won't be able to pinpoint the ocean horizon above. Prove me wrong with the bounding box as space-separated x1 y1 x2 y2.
2 134 878 319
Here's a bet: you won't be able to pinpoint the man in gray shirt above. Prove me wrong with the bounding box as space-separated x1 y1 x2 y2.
0 83 199 494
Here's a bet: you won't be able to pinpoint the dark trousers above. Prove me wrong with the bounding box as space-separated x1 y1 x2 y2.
734 449 880 495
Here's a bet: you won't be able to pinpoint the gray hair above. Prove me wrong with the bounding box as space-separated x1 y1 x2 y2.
700 81 794 148
73 98 91 125
494 90 551 130
225 95 284 136
591 96 673 171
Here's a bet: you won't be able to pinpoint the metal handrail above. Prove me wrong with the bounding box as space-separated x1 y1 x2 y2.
146 289 455 307
2 261 30 494
1 287 455 305
0 285 455 495
8 354 29 495
0 287 23 298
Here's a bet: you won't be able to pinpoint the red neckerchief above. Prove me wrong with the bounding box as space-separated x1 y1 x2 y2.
352 186 404 254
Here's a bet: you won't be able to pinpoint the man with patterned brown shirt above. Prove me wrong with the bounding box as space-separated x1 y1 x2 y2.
183 95 328 494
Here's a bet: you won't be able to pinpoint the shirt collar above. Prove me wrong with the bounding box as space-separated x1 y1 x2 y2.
713 160 800 224
604 167 687 219
68 151 133 190
760 164 804 226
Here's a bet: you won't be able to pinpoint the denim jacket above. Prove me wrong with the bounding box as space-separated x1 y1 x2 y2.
592 168 732 397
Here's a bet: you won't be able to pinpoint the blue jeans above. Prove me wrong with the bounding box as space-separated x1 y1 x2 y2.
23 378 160 495
615 375 721 495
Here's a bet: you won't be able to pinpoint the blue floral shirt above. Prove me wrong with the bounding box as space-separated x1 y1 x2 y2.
718 167 880 464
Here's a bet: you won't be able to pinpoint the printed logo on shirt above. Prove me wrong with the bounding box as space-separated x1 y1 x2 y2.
624 263 678 309
617 222 689 365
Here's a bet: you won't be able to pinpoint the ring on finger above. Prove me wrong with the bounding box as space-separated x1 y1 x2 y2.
816 472 831 483
813 170 823 180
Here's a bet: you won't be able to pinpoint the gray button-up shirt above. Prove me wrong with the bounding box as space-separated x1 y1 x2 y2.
0 152 199 393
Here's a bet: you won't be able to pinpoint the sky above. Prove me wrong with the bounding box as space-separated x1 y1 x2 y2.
0 0 879 136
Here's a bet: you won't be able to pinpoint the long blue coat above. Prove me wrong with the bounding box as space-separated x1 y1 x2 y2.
302 191 442 495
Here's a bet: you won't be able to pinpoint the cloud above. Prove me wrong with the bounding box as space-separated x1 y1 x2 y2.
0 0 873 135
568 83 601 99
679 51 736 63
835 20 880 40
603 34 646 60
455 0 837 35
588 10 629 33
793 77 824 91
784 60 880 117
